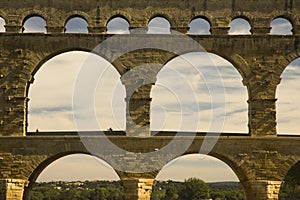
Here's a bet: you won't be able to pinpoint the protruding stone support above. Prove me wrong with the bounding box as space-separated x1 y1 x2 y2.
122 178 155 200
46 26 65 33
4 25 22 33
0 179 28 200
251 27 272 35
124 84 153 136
241 180 282 200
173 27 189 34
248 99 277 136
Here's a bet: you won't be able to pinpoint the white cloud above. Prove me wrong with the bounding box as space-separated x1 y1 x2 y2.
277 59 300 134
151 52 248 132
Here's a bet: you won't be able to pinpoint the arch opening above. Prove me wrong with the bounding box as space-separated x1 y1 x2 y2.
277 57 300 135
150 52 248 134
279 160 300 199
148 17 171 34
65 16 89 33
188 17 211 35
152 154 245 200
0 17 5 32
106 17 130 34
27 51 126 133
229 18 251 35
270 17 293 35
23 16 47 33
25 153 122 200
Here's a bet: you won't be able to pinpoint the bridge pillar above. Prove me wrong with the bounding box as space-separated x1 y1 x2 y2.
252 18 272 35
248 99 277 136
0 179 28 200
124 84 153 136
121 178 155 200
241 180 282 200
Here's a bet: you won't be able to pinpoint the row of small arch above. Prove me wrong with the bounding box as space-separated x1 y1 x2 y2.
0 15 294 35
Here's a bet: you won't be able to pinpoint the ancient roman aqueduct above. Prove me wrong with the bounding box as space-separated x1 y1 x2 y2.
1 0 300 199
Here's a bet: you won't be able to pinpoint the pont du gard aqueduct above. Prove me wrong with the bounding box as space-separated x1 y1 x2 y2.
1 0 300 199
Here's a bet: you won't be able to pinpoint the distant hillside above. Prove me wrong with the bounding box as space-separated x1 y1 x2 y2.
208 181 240 187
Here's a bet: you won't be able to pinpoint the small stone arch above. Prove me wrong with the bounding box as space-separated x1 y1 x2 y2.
105 12 131 27
22 14 48 33
64 15 89 33
231 13 253 26
64 11 91 27
188 16 211 35
148 14 173 28
270 16 294 35
23 151 120 200
106 15 130 34
229 16 252 35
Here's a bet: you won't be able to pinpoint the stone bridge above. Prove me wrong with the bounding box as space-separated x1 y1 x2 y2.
0 0 300 199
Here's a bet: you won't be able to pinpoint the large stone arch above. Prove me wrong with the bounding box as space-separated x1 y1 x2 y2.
25 48 123 96
22 151 121 200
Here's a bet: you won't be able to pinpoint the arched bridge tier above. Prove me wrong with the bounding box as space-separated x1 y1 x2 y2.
0 135 299 200
0 34 299 137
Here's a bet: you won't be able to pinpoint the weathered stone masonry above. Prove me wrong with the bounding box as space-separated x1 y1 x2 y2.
0 0 300 199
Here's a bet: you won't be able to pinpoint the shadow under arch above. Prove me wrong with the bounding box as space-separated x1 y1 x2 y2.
23 151 121 200
154 153 246 198
150 51 248 134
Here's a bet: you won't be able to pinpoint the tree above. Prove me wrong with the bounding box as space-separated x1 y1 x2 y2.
279 161 300 199
179 178 210 200
163 184 179 200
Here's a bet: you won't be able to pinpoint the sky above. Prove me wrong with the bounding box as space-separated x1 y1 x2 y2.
0 16 296 183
